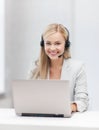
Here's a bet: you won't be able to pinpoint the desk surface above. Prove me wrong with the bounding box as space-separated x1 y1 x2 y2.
0 108 99 130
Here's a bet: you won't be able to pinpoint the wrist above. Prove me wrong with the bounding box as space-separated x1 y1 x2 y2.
71 103 77 112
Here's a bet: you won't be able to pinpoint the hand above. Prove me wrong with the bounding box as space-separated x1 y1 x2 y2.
71 103 77 112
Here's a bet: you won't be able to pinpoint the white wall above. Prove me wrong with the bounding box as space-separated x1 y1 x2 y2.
73 0 99 110
0 0 5 94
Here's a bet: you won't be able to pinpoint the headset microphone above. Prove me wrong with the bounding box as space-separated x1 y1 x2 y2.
58 53 64 58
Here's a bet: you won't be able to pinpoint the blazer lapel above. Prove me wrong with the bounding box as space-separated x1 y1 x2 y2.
61 59 71 80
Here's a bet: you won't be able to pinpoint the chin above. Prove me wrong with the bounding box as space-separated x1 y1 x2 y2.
49 56 58 60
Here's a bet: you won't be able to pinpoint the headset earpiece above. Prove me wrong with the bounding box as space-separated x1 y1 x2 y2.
40 36 44 47
65 38 70 49
64 27 71 49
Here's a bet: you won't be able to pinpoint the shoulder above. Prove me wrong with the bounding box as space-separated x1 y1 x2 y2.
70 58 84 67
27 60 38 79
64 58 85 67
64 58 86 74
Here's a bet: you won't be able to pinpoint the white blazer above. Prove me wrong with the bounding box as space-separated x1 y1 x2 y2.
60 58 89 112
28 58 89 112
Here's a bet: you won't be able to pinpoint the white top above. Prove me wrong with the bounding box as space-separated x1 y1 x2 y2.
28 58 89 112
0 109 99 129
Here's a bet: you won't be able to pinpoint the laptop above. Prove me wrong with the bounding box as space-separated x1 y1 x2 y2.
12 80 71 117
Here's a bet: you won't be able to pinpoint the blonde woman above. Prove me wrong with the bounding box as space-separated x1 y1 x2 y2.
28 23 89 113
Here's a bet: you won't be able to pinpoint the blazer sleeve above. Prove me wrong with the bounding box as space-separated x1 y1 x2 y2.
73 63 89 112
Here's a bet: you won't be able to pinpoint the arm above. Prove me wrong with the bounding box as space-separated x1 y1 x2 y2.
72 63 89 112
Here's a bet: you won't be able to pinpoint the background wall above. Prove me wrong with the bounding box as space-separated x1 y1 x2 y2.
73 0 99 110
0 0 5 94
0 0 99 110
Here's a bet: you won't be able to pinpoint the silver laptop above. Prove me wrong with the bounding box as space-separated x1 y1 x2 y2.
12 80 71 117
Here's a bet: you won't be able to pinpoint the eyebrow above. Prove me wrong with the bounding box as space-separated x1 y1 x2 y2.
45 40 62 43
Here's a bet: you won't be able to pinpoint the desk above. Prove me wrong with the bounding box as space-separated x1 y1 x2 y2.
0 108 99 130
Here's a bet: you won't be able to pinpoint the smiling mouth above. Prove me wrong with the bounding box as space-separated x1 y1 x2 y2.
49 52 58 56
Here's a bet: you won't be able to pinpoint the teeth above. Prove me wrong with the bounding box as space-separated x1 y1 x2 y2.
50 53 57 55
51 52 57 54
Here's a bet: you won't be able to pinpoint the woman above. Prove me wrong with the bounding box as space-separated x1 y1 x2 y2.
28 23 89 112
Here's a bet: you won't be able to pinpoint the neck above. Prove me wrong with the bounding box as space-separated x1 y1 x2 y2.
50 57 64 69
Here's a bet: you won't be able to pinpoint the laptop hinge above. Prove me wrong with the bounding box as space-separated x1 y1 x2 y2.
22 113 64 117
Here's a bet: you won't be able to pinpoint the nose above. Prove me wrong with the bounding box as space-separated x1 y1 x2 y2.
50 44 56 50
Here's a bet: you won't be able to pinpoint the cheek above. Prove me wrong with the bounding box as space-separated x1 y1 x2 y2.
58 44 65 51
44 46 49 53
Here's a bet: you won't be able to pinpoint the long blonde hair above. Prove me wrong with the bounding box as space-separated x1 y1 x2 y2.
32 23 71 79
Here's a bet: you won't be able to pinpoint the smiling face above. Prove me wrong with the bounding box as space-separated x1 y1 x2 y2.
44 32 65 60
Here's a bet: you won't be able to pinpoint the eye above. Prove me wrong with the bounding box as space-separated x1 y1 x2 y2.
45 42 51 45
55 42 61 45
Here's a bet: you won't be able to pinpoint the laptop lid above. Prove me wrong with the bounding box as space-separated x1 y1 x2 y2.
12 80 71 117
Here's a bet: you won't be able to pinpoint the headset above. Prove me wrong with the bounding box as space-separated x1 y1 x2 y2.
40 26 70 49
